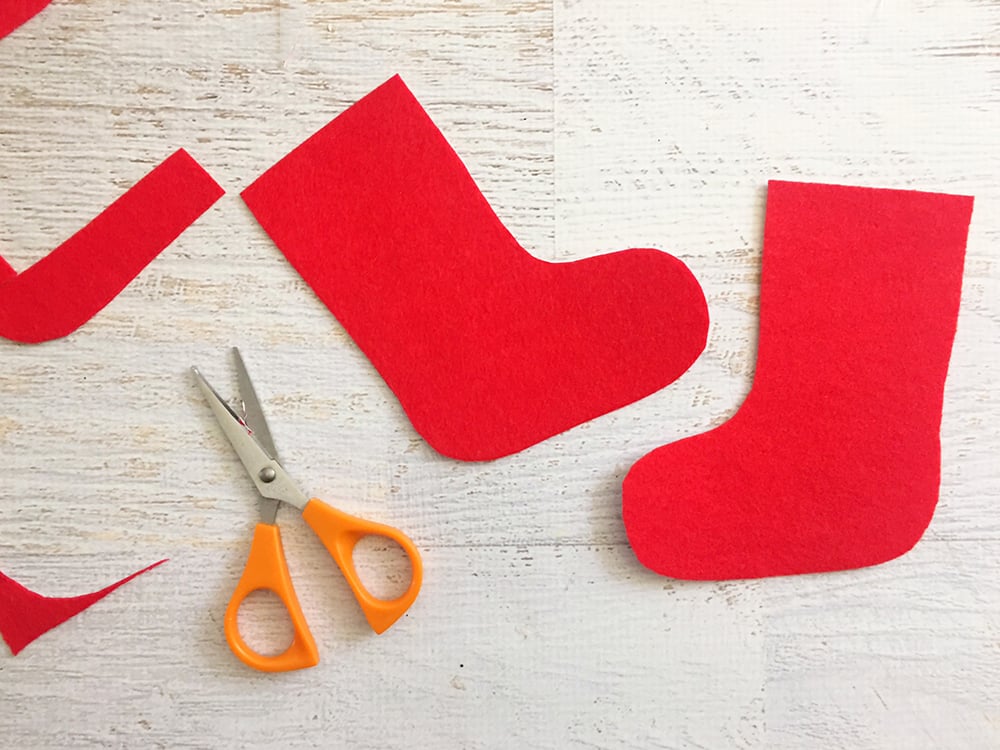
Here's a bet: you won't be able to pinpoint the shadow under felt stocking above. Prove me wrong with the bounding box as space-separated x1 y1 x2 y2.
623 180 974 580
242 76 709 461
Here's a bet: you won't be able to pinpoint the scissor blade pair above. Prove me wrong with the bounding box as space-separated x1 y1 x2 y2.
191 366 309 514
232 347 279 461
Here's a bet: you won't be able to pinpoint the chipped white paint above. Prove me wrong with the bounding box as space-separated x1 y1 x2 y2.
0 0 998 747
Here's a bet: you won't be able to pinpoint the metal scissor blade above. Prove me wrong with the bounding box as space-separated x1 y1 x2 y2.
232 347 279 461
191 366 309 515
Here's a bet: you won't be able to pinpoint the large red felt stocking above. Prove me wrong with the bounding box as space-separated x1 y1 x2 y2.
243 76 709 461
623 181 973 580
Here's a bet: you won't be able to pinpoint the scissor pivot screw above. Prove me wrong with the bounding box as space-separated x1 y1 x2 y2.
259 467 277 483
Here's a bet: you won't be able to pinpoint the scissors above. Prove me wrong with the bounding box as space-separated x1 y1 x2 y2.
192 348 423 673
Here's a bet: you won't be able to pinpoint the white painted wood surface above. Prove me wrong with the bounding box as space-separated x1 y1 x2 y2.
1 0 998 747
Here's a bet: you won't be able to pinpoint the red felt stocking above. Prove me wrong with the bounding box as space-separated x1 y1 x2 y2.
242 76 709 460
623 181 973 580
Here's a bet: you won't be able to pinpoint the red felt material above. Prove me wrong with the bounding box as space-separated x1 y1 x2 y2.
623 181 974 580
0 560 166 655
0 149 224 343
0 0 51 39
242 76 709 460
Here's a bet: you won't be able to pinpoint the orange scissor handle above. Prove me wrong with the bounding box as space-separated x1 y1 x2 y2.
224 523 320 673
301 498 423 634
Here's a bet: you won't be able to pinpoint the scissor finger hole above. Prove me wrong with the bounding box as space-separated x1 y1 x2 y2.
352 535 412 600
236 589 296 656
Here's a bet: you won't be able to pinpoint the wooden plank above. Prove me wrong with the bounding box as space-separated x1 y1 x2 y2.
0 0 997 747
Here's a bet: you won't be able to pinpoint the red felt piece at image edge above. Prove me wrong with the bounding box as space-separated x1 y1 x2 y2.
0 560 167 655
0 0 51 39
0 149 224 343
241 75 710 461
623 181 974 580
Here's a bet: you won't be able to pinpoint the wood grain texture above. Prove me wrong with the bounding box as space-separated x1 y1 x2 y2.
0 0 997 747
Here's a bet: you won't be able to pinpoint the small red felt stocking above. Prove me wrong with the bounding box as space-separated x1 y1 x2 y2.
623 180 973 579
243 76 709 460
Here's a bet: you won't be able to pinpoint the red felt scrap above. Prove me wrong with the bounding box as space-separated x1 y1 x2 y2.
0 149 224 343
0 0 51 39
623 180 974 580
0 560 166 655
242 75 709 460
